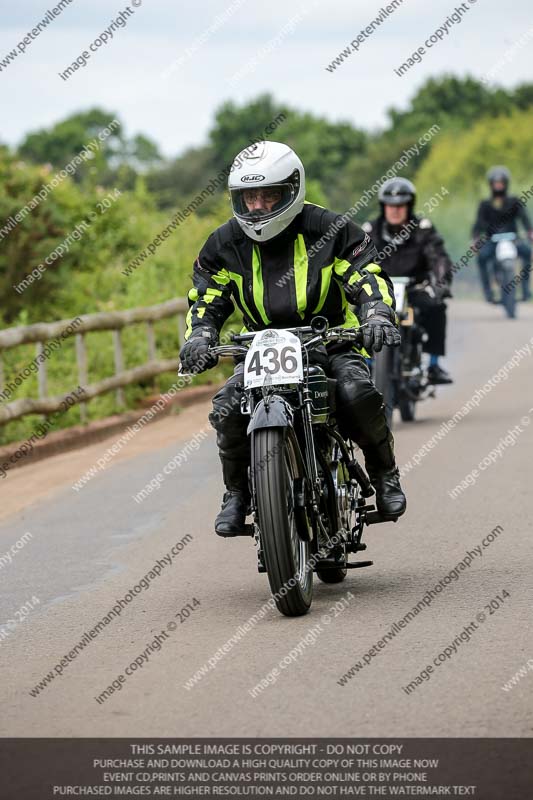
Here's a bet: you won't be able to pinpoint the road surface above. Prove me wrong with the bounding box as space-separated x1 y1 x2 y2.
1 301 532 737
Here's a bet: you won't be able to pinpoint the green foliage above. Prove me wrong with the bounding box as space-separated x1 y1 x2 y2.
0 152 157 323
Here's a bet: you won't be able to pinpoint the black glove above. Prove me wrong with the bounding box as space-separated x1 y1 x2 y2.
410 282 450 308
435 284 453 302
359 302 401 353
179 329 218 374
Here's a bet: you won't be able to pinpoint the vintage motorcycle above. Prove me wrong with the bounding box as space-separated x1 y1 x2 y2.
490 232 521 319
207 317 398 618
373 277 436 425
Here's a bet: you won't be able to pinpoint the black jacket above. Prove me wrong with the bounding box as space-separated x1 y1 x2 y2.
185 203 396 340
472 196 532 238
363 215 453 287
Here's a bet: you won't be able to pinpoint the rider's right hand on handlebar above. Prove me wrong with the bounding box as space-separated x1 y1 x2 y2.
179 329 219 374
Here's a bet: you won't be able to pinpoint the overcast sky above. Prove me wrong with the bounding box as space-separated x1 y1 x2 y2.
0 0 531 158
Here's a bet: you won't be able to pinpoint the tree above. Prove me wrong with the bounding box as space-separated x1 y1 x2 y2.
386 75 516 138
18 109 163 187
209 93 366 187
146 146 215 209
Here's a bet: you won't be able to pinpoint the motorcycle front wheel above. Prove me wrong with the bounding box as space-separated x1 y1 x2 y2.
253 427 313 617
501 264 517 318
399 393 416 422
373 346 396 427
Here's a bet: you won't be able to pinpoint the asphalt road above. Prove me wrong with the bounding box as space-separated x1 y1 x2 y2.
1 300 532 737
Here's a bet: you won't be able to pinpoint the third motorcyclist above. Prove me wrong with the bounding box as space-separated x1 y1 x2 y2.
472 166 533 303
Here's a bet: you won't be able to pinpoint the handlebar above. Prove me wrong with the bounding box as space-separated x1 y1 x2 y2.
208 319 366 358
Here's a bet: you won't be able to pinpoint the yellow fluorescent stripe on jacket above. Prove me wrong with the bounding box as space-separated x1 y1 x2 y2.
312 263 334 313
294 235 309 319
251 247 270 325
227 270 256 324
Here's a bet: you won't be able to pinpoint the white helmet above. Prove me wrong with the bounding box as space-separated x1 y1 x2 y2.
228 141 305 242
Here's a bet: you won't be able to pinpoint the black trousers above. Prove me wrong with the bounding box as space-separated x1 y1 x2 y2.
209 349 395 492
417 302 447 357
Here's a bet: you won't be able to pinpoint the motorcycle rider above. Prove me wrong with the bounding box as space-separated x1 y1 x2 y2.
473 166 533 303
179 141 407 537
362 178 453 385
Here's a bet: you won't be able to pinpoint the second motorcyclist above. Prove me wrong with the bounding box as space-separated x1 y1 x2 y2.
363 178 454 385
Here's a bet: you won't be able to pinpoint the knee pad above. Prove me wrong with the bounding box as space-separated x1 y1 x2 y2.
209 381 248 460
209 383 243 430
336 373 383 419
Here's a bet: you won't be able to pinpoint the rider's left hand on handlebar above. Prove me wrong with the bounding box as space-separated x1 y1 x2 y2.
359 301 400 352
362 318 400 352
435 285 453 302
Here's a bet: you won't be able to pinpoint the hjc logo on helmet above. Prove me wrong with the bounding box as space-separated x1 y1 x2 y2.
241 174 266 183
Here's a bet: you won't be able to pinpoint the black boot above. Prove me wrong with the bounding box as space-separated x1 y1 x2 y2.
215 458 251 537
427 364 453 385
365 433 407 520
367 466 406 519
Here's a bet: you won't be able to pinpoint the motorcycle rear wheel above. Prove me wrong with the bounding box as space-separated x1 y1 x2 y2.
316 452 347 584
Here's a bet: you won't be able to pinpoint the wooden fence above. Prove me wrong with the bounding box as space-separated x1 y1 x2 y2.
0 298 188 426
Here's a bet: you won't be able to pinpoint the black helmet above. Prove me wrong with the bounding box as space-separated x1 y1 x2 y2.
378 178 416 210
487 166 510 187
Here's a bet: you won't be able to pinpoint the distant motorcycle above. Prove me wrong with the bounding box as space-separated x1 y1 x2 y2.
207 317 398 617
373 277 435 425
490 232 520 319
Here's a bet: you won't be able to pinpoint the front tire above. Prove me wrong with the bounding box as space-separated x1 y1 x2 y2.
373 347 396 427
501 265 517 318
253 427 313 617
399 393 416 422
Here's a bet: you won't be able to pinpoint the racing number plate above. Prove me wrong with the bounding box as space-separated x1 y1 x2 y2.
244 329 304 389
393 280 406 312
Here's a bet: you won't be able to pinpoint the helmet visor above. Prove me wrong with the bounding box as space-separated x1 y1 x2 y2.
381 193 412 206
230 182 297 223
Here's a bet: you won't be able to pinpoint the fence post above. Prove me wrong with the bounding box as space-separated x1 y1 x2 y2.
112 329 125 407
36 342 48 399
75 333 88 423
146 321 157 361
177 312 186 347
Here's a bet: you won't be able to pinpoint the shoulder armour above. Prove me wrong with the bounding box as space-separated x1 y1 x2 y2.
362 221 373 233
419 217 433 230
213 218 245 248
301 203 337 235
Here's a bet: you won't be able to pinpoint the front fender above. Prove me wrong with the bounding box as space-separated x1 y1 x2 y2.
247 395 293 435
